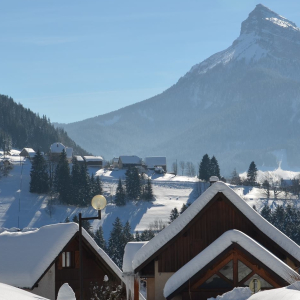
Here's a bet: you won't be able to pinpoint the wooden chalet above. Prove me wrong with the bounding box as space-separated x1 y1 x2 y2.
125 181 300 300
19 148 36 159
0 223 124 300
83 156 103 168
118 155 142 169
49 142 73 163
144 157 167 172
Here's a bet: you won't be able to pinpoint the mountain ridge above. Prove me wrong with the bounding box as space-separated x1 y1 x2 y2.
57 4 300 174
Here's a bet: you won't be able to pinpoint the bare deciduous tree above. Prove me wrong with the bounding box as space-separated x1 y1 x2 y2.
179 161 185 176
172 161 178 175
186 162 196 177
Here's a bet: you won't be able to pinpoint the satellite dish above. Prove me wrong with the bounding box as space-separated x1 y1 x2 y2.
249 278 261 293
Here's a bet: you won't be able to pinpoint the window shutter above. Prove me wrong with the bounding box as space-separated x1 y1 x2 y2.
57 254 63 270
75 251 80 268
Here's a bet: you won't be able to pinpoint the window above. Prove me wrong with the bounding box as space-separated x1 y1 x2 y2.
198 274 233 289
62 251 72 268
219 260 233 281
238 260 252 282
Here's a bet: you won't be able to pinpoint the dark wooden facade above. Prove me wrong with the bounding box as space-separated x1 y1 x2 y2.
136 191 300 300
55 233 121 300
168 244 287 300
138 193 300 274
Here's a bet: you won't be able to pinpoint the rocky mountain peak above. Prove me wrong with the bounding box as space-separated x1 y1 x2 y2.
240 4 299 36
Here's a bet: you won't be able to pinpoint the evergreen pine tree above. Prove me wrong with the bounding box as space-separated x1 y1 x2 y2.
54 150 71 204
180 203 191 214
94 226 106 251
144 178 154 201
125 167 141 199
65 216 70 223
115 178 126 206
209 156 221 178
272 205 286 232
169 208 179 223
71 157 81 205
260 205 272 222
72 215 79 223
247 161 258 186
123 221 134 250
90 173 95 198
79 163 91 206
30 149 49 193
198 154 211 181
134 231 141 241
107 217 124 268
230 168 241 185
94 176 103 196
140 229 155 241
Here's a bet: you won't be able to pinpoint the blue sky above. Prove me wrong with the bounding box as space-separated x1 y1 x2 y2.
1 1 300 123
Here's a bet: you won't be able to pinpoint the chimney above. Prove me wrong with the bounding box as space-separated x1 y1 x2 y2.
210 176 219 186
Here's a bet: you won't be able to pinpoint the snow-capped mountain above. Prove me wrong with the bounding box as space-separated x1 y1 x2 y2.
58 4 300 174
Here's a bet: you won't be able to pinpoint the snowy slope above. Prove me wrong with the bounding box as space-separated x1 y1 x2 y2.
1 152 299 241
58 4 300 174
0 155 200 240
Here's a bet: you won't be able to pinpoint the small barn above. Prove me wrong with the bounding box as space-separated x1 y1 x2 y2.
144 157 167 172
118 156 142 169
0 223 124 300
124 181 300 300
49 143 73 162
83 156 103 168
19 148 36 159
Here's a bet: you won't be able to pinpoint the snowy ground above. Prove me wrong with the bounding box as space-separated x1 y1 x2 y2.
1 151 300 240
0 153 201 239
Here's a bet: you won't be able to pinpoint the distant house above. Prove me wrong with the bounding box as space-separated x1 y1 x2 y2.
83 156 103 168
0 223 124 300
118 156 142 169
73 155 85 165
281 179 298 188
49 143 73 162
124 181 300 300
112 157 119 169
19 148 36 159
144 157 167 172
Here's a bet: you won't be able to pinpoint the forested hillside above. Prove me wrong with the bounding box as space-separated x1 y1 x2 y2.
0 94 89 155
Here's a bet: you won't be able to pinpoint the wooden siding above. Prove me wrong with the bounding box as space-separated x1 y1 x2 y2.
168 245 286 300
55 236 119 300
155 193 297 273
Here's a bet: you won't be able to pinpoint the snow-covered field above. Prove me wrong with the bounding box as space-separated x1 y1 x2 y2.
0 152 202 239
1 151 300 240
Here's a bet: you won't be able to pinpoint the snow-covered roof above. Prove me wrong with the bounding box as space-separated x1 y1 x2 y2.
132 181 300 271
21 148 35 154
163 230 300 298
144 157 167 168
0 282 49 300
0 223 122 288
83 156 103 162
74 155 84 162
119 155 141 164
50 142 65 153
123 242 148 274
248 282 300 300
